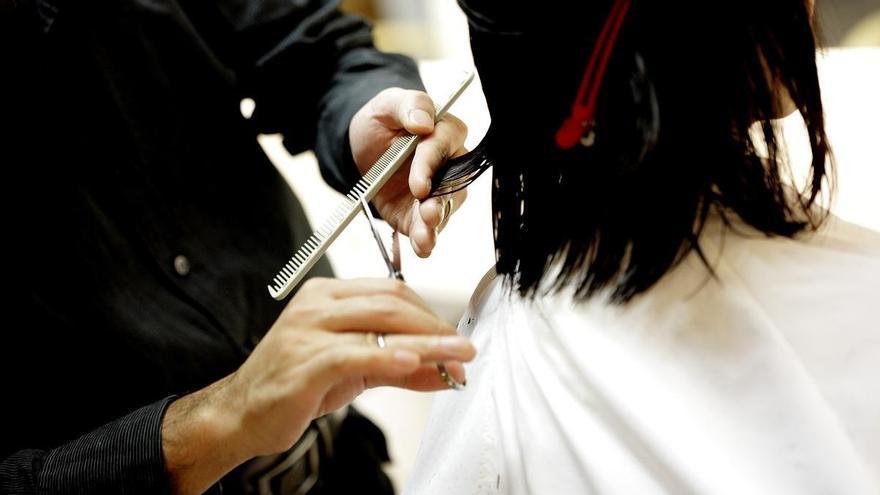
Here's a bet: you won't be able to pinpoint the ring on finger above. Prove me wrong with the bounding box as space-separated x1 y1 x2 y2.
437 362 465 391
438 197 455 232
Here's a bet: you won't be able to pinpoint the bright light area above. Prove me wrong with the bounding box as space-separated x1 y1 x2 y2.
258 3 880 488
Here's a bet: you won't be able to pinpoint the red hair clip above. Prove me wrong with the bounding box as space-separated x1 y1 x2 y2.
556 0 633 150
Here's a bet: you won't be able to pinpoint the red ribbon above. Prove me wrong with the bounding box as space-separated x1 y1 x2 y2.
555 0 633 150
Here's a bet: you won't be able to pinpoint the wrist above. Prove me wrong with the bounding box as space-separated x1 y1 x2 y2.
162 374 251 494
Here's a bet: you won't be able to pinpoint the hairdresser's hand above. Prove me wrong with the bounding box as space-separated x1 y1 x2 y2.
162 277 474 494
349 88 469 257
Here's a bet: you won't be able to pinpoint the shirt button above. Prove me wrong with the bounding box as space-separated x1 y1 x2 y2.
173 255 191 276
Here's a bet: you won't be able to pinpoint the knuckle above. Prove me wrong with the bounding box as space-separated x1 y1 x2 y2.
425 142 447 163
303 303 325 323
370 87 401 114
369 296 398 320
322 349 350 375
285 300 327 327
444 114 468 135
301 277 327 293
409 89 434 107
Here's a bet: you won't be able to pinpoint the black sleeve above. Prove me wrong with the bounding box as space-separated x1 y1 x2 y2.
0 398 175 494
181 0 425 192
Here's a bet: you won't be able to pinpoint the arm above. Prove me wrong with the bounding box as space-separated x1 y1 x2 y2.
159 278 475 495
179 0 424 192
178 0 469 255
1 399 174 494
2 279 473 495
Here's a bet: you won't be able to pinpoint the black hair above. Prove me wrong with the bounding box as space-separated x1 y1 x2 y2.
453 0 831 302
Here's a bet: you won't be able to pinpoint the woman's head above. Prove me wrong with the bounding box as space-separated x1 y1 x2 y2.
455 0 831 302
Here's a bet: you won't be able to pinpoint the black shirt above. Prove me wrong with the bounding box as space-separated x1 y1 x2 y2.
0 0 421 492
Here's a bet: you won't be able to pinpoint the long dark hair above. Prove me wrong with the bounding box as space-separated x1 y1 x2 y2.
455 0 831 302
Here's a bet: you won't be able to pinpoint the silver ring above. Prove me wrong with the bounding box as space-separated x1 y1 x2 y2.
437 363 465 390
376 333 386 349
438 197 455 232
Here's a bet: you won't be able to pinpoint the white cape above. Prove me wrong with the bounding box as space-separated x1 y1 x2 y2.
406 215 880 494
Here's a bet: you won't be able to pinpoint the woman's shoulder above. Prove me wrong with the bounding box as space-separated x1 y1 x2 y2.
706 212 880 308
717 211 880 261
461 211 880 341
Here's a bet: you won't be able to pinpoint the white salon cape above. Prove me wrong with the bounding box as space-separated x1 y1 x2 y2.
406 214 880 494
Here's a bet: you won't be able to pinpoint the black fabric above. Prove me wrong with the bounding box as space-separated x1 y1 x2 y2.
457 0 626 150
0 0 421 492
313 408 394 495
223 408 394 495
38 398 175 494
0 399 175 495
0 452 42 494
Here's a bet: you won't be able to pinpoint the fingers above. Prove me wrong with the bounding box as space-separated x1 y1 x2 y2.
296 277 431 313
311 346 422 391
443 360 467 385
315 294 457 336
418 188 468 232
357 87 469 201
408 199 437 258
368 88 436 135
408 114 468 199
313 337 473 392
399 91 437 135
371 333 475 363
354 333 473 392
323 332 474 392
371 362 469 392
419 198 445 229
409 187 468 257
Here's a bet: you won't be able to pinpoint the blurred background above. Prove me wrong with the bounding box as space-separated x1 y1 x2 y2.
251 0 880 490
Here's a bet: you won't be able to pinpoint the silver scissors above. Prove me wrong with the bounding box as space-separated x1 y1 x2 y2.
359 196 465 391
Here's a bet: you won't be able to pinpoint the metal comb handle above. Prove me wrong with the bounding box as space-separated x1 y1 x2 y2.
268 71 475 300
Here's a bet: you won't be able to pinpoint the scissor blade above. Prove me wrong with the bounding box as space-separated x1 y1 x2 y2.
359 197 397 279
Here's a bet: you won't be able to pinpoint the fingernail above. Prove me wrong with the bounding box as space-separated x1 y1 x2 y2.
440 336 471 353
393 350 419 367
409 109 434 129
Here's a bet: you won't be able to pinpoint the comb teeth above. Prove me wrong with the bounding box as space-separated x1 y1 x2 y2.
268 70 475 300
267 134 421 300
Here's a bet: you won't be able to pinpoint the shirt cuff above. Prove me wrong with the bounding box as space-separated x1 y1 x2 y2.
38 396 176 494
314 48 425 193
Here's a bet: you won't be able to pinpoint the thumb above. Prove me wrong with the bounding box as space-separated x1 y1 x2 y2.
395 90 436 135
